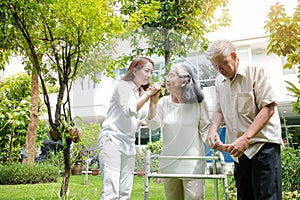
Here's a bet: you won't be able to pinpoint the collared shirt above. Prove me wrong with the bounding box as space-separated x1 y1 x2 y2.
215 64 283 161
98 80 142 155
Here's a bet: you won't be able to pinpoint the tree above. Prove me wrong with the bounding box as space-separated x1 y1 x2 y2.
0 0 124 197
116 0 229 71
265 2 300 113
0 0 40 165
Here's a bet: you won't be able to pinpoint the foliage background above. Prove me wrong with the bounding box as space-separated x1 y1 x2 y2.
0 73 47 164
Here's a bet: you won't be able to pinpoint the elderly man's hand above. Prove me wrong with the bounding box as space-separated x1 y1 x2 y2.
221 134 251 158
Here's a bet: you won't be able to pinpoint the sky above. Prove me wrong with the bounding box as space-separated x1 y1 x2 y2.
206 0 298 41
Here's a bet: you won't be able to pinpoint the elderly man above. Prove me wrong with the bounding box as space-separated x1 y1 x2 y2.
205 39 283 200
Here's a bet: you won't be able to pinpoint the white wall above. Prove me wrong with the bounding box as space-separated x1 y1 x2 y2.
72 76 117 123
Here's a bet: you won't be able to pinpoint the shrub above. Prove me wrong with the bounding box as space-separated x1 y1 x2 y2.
146 140 162 172
42 150 65 171
0 163 59 185
146 139 162 155
281 146 300 192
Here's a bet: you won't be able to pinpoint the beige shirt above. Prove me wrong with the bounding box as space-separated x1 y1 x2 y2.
215 64 283 161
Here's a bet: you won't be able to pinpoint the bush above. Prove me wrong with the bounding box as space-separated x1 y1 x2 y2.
281 146 300 192
146 140 162 172
41 150 65 171
0 163 59 185
146 139 162 155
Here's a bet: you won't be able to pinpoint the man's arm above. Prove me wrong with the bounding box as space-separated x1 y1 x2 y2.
223 102 276 157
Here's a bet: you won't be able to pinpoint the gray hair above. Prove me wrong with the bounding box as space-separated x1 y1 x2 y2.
205 39 236 60
172 63 204 104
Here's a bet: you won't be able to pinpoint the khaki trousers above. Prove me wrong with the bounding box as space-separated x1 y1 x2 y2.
164 178 205 200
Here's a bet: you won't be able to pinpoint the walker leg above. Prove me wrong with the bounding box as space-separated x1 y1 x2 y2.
213 159 219 200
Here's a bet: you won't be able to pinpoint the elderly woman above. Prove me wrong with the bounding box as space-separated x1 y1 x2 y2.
147 63 210 200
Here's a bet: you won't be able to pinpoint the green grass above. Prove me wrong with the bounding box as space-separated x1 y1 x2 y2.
0 175 225 200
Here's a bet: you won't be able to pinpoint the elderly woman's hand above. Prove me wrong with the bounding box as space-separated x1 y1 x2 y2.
206 130 221 149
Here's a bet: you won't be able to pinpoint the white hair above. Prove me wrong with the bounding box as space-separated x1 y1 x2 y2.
205 39 236 60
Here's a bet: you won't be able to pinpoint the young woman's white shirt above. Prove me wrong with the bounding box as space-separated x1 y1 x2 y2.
99 80 143 155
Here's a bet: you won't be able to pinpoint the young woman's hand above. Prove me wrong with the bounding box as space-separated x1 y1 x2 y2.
147 82 162 104
147 82 162 96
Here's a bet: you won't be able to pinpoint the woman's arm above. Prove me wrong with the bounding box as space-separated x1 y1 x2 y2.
148 90 161 120
198 100 211 142
137 83 161 112
137 91 151 112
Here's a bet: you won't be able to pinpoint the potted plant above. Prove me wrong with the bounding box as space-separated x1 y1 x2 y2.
71 162 83 175
71 142 84 175
91 169 100 176
91 162 100 176
71 160 83 175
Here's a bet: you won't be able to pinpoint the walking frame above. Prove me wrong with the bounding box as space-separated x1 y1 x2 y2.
144 150 229 200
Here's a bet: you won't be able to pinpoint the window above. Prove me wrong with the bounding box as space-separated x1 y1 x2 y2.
236 48 252 63
135 126 161 146
119 68 127 79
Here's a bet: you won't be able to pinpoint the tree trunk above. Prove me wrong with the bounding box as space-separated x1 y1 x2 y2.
60 139 72 197
22 74 39 165
165 48 171 66
164 31 171 67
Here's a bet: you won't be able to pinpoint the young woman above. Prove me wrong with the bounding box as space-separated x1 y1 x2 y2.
98 57 161 200
147 63 210 200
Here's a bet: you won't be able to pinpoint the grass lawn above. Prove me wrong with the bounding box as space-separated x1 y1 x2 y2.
0 174 225 200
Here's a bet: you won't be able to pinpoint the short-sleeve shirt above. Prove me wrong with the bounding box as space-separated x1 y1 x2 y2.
214 64 283 161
